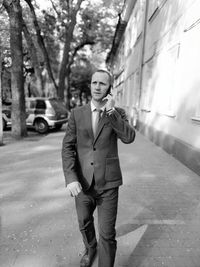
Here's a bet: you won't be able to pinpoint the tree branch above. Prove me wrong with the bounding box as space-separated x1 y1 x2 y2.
22 17 39 68
2 0 12 12
49 0 61 19
70 0 83 30
24 0 58 91
68 39 95 70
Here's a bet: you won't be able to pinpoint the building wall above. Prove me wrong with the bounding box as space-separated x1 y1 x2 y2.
110 0 200 175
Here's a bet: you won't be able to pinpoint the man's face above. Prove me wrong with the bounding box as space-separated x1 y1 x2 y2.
91 72 110 102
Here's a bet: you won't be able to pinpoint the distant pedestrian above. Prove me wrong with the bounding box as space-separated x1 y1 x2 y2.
62 69 136 267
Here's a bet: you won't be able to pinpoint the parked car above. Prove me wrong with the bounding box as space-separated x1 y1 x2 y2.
2 103 11 130
2 97 69 134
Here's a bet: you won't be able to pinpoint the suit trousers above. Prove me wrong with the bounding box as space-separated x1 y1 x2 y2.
75 184 119 267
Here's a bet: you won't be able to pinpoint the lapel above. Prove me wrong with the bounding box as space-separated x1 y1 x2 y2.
93 109 109 145
84 103 94 141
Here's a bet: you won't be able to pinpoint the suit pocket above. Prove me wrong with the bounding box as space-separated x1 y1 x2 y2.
105 157 122 181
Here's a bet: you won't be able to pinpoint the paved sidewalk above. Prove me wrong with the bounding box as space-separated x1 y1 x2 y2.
114 133 200 267
0 130 200 267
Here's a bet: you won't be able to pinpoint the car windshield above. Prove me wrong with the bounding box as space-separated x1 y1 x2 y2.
49 99 67 112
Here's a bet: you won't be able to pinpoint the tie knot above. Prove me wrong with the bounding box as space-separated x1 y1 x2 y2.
95 109 103 117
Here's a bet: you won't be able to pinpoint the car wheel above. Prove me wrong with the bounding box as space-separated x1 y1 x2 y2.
55 124 63 130
34 119 49 134
2 118 6 131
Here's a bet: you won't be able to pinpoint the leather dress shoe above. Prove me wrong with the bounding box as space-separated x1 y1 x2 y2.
80 248 97 267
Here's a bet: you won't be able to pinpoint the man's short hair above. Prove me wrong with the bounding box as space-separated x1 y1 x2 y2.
93 69 113 86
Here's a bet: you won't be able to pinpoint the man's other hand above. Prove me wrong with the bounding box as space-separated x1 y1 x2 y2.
67 181 82 197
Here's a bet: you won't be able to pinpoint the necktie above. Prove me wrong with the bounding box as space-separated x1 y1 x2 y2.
93 109 102 136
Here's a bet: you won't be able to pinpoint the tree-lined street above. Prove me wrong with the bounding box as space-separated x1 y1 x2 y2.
0 0 122 139
1 1 200 266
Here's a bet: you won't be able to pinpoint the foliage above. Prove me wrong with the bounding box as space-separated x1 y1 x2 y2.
70 55 94 96
0 0 124 140
40 10 60 76
1 0 124 102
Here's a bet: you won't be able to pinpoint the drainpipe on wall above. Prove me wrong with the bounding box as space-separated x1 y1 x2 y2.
137 0 149 127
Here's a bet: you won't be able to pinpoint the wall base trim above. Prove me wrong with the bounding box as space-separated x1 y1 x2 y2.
137 121 200 176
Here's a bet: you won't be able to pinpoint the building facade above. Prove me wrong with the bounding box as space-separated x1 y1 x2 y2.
107 0 200 175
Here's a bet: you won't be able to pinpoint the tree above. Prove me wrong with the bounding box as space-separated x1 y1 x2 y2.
70 55 94 98
0 8 8 144
0 48 3 145
49 0 119 107
54 0 86 105
0 0 123 140
22 0 120 106
3 0 27 138
3 0 123 111
22 16 44 96
0 7 11 103
23 0 58 92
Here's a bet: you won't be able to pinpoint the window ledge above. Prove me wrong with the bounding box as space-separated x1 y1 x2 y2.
191 117 200 122
157 112 176 118
141 109 151 113
148 0 168 23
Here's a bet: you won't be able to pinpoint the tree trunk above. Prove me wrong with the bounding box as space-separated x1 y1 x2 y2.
57 0 83 101
3 0 27 139
24 0 58 93
58 35 70 100
22 19 43 96
64 67 71 110
0 49 3 145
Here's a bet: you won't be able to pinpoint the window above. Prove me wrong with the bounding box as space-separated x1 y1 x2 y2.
184 1 200 33
124 0 145 56
140 57 155 112
35 100 46 109
148 0 168 22
29 100 36 109
191 103 200 123
151 44 180 117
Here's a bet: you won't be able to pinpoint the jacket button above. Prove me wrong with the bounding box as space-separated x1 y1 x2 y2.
91 162 93 165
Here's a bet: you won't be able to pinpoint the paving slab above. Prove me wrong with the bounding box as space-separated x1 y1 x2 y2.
0 130 200 267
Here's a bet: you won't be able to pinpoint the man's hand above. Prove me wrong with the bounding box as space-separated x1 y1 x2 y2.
103 93 115 111
67 181 82 197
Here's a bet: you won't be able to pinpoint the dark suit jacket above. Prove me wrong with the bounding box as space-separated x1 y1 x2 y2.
62 103 135 191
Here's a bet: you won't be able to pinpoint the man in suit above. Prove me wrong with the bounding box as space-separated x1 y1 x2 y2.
62 69 135 267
